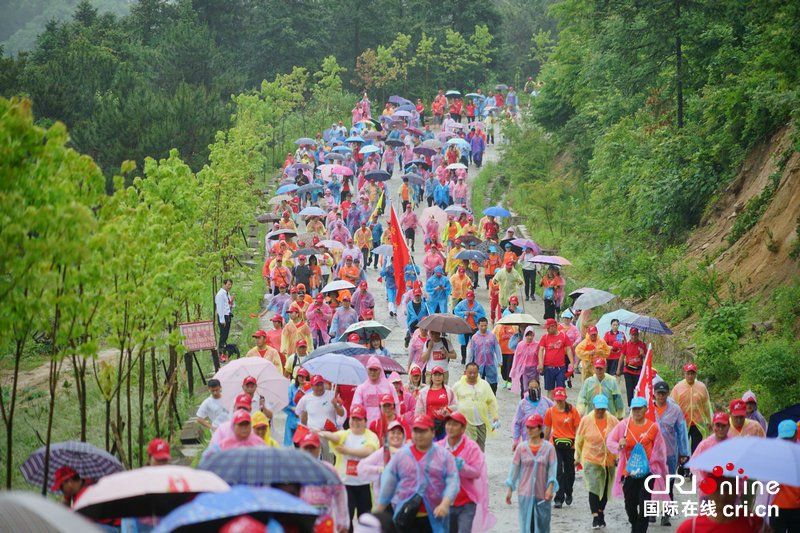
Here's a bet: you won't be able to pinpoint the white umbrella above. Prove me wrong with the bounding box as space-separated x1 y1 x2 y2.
212 358 289 413
573 289 616 310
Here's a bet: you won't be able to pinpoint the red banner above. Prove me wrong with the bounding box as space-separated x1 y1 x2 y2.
178 321 217 351
389 203 411 305
633 343 656 422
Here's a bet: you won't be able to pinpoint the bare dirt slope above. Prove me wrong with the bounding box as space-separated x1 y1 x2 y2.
686 125 800 297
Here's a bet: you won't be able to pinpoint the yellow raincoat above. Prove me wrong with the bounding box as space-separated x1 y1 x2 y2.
491 267 523 307
575 411 620 497
669 379 713 437
251 411 279 447
452 375 499 441
445 245 466 274
574 334 611 381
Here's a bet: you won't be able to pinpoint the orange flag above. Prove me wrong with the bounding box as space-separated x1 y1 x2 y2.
389 203 411 305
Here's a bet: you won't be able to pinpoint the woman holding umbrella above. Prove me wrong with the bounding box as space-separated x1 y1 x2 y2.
283 368 310 446
540 265 564 320
415 366 458 439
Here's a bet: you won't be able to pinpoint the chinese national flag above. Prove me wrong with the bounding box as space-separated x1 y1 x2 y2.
389 203 411 305
633 343 656 422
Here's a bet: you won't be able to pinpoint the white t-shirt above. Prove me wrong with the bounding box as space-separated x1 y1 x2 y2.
333 429 379 486
196 396 230 428
427 338 451 373
295 390 337 430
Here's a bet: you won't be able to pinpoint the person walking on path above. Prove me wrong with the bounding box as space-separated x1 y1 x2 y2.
688 411 731 481
493 307 519 391
576 358 625 418
375 414 460 533
492 260 523 310
520 246 538 301
452 362 499 451
511 379 554 451
425 266 451 314
606 396 669 533
505 414 558 533
742 390 768 433
574 325 610 382
540 266 563 321
651 380 690 526
351 356 401 426
415 366 458 439
602 319 626 375
616 327 647 405
727 398 766 438
669 362 712 458
574 394 620 529
537 318 575 400
543 387 581 509
454 290 485 365
215 278 235 362
510 326 540 399
465 317 501 394
438 411 497 533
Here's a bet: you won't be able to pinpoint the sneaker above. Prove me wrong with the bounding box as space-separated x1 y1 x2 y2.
661 516 671 527
565 494 572 506
599 513 606 527
553 501 563 509
507 381 513 390
591 516 601 529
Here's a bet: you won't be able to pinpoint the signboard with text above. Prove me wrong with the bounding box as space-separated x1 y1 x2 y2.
179 321 217 351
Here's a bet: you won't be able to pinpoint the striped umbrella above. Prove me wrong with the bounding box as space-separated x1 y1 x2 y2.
20 441 123 492
198 447 341 487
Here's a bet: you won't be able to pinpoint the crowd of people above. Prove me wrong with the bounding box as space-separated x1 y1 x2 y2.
52 88 800 533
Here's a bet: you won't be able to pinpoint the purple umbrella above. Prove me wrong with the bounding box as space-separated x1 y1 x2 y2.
413 146 436 157
21 441 124 492
510 238 541 254
620 315 673 335
438 131 454 142
406 126 423 136
392 110 412 118
388 95 412 106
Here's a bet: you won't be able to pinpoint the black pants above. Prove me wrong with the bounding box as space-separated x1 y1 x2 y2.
501 352 513 382
554 442 575 503
488 133 494 144
361 247 370 267
460 330 475 364
427 196 433 207
588 467 612 514
484 275 492 289
543 299 557 320
346 484 373 532
771 507 800 533
409 515 434 533
218 315 231 353
402 200 411 212
688 424 703 454
623 372 640 405
523 269 537 299
622 476 651 533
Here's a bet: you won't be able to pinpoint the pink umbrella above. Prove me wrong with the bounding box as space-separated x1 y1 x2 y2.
318 239 345 249
406 126 423 136
437 131 454 142
73 466 229 520
213 357 289 414
354 354 406 374
392 110 412 118
332 165 353 176
421 206 447 232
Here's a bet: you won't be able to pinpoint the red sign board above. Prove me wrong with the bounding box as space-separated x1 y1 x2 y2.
179 321 217 351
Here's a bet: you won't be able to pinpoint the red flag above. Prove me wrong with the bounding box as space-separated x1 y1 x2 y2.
389 203 411 305
633 343 656 422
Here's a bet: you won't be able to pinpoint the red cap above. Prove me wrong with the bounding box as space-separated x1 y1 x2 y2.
363 308 374 319
252 329 267 338
455 239 462 244
445 411 467 426
347 237 354 243
359 280 368 289
279 234 286 240
630 327 639 335
233 410 251 425
466 290 475 299
684 363 697 373
509 296 519 304
379 393 395 405
593 357 607 368
299 432 321 449
147 438 171 460
278 282 287 288
413 288 422 296
283 211 290 217
412 414 435 429
348 333 361 343
297 367 310 378
545 318 558 328
525 414 544 428
505 260 514 267
410 365 422 376
553 387 567 401
340 293 351 301
350 405 368 419
296 339 307 348
298 254 306 260
51 466 78 491
289 286 298 294
611 341 622 351
587 325 598 335
315 293 324 301
289 303 302 313
243 376 257 386
729 399 747 417
431 366 444 375
311 375 327 385
713 412 730 425
271 315 283 322
234 393 252 409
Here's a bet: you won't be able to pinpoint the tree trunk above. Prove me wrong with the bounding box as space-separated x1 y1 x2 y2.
675 1 683 129
151 347 160 437
71 353 87 441
138 345 145 467
1 337 25 488
126 346 132 468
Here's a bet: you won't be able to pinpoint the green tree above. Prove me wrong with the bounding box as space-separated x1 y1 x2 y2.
468 24 496 83
440 30 475 84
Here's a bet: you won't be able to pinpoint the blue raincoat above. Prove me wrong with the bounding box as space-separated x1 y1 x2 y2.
453 299 486 345
506 439 558 533
406 297 431 331
425 267 451 313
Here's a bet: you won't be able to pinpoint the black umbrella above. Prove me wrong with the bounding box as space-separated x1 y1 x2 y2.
453 250 488 262
296 183 323 195
386 139 405 147
325 153 345 161
402 173 425 185
365 169 391 182
476 240 501 255
499 238 522 256
266 228 297 240
292 247 319 258
458 235 482 247
256 213 280 224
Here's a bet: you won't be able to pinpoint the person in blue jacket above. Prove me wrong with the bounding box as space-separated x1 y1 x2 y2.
434 179 450 209
405 287 430 346
425 266 451 314
370 216 383 270
404 262 421 290
454 290 486 364
380 262 398 317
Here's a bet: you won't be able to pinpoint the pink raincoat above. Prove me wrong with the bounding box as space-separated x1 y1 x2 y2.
388 371 417 426
301 461 349 532
606 418 669 499
351 356 401 424
306 302 332 344
424 219 440 242
505 439 558 533
408 330 430 371
437 436 497 532
510 326 539 395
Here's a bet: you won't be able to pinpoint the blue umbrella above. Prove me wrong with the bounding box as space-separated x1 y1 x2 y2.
359 145 381 154
298 206 325 217
198 448 341 487
365 169 391 182
595 309 638 338
453 250 488 262
446 137 470 148
445 90 461 97
686 436 800 486
295 183 323 195
152 486 319 533
331 146 352 153
620 315 672 335
308 342 372 358
483 206 511 217
302 353 368 386
388 95 411 106
345 136 365 144
276 183 299 194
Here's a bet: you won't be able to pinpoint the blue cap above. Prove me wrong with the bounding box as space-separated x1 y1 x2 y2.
630 396 648 409
561 310 573 319
592 394 609 409
778 419 798 439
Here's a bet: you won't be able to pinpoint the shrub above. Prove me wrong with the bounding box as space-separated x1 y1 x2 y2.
695 332 740 390
733 337 800 416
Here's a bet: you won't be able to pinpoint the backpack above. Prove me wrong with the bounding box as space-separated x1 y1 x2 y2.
543 287 555 301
